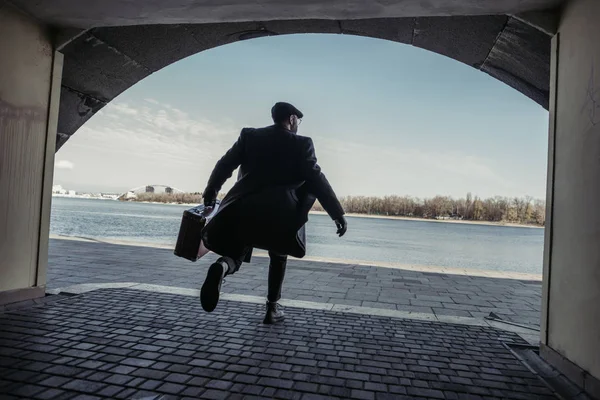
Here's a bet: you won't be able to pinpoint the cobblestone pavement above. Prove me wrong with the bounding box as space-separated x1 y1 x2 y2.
48 239 542 328
0 288 556 400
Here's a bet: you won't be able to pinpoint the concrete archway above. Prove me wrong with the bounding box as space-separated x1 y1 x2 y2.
7 0 561 149
53 15 554 150
8 1 600 396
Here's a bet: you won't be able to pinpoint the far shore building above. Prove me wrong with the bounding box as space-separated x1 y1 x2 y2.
52 185 67 195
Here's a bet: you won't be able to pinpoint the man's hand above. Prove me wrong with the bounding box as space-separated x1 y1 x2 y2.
334 216 347 237
203 195 216 208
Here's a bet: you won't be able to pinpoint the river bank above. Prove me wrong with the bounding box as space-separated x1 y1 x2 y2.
310 211 543 229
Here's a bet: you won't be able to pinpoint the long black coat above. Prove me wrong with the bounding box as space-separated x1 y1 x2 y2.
201 125 345 261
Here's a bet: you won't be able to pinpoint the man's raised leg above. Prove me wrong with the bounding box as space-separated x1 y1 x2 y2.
200 256 241 312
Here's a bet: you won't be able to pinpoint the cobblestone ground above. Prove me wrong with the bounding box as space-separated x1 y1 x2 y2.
0 289 555 400
48 239 542 327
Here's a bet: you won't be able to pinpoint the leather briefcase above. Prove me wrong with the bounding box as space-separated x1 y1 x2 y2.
174 201 220 262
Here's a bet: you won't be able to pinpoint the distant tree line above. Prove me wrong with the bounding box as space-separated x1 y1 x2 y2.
124 192 203 204
312 193 546 226
123 191 545 226
120 192 225 204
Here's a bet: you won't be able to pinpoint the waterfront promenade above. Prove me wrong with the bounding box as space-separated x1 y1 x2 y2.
46 237 542 329
0 238 558 400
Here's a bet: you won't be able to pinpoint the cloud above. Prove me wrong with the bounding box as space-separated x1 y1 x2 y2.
106 102 139 116
79 100 239 152
55 160 74 170
62 99 241 192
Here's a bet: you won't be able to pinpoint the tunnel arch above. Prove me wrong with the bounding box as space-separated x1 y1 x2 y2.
55 15 552 150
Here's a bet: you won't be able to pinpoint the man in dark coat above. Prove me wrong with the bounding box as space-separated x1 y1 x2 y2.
200 102 347 324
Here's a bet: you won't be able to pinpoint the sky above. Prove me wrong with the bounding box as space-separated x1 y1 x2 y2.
53 33 549 200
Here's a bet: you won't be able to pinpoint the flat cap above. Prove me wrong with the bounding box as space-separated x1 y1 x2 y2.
271 102 303 123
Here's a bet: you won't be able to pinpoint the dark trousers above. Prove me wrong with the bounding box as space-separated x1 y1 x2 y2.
218 250 287 303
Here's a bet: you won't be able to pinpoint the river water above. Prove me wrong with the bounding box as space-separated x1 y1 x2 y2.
50 197 544 275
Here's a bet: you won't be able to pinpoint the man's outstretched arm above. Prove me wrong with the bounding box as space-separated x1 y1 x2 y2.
203 130 246 205
301 138 347 235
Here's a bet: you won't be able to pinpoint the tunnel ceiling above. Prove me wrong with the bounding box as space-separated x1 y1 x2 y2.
6 0 559 151
8 0 563 27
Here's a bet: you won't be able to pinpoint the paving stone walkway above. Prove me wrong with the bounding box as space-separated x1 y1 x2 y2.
0 288 556 400
48 239 542 328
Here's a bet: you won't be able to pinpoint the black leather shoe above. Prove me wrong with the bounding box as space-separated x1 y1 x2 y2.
200 262 226 312
263 301 285 324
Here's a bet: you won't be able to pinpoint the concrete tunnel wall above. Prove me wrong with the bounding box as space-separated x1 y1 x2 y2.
0 4 61 298
542 0 600 386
